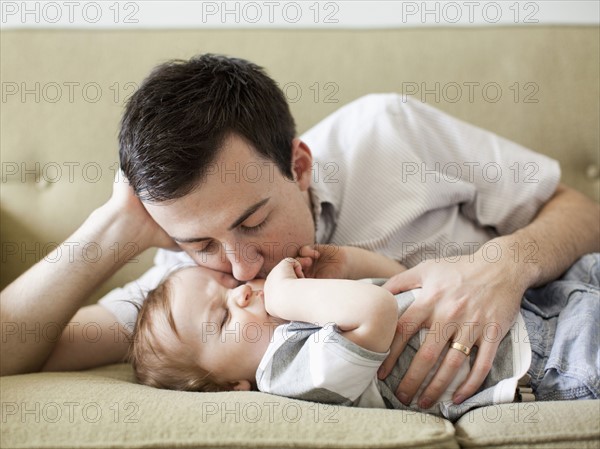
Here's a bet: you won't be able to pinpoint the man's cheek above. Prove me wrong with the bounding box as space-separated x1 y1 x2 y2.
188 249 217 267
218 272 241 288
260 240 280 262
260 254 280 277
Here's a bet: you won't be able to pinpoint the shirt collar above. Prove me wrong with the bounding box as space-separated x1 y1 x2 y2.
308 183 336 243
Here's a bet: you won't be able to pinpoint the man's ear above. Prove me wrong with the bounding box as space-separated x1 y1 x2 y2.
231 380 252 391
290 138 313 191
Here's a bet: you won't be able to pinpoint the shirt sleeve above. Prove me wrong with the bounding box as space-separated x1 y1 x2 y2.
256 322 388 405
97 249 195 331
393 95 561 235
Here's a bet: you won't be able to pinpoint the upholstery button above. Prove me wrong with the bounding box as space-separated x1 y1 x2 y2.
36 178 52 190
586 165 599 180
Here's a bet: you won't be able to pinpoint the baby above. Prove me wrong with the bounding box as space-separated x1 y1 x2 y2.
128 245 404 391
128 247 599 421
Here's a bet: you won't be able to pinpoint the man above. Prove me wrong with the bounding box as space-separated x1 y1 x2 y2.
2 55 598 409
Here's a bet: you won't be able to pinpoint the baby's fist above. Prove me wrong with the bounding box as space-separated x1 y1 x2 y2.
266 257 304 283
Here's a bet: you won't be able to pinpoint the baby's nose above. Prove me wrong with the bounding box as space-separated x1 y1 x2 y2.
235 285 253 307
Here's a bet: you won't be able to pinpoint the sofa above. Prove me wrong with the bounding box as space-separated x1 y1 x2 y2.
1 26 599 449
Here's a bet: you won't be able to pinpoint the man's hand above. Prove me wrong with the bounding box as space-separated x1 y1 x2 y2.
107 170 178 252
378 242 526 408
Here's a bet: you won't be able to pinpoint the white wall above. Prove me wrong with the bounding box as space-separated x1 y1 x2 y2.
1 1 599 29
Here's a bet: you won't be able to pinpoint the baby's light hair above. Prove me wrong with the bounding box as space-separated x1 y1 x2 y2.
127 268 235 392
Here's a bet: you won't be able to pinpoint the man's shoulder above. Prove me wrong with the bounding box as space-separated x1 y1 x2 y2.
301 93 403 138
301 93 412 166
337 93 403 113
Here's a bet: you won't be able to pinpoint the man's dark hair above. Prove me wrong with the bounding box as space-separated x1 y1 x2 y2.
119 54 296 202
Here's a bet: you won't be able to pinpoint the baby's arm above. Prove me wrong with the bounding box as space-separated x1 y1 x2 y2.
298 245 406 280
264 259 398 353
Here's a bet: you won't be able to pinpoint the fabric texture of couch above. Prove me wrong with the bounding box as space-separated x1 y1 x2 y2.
1 26 599 448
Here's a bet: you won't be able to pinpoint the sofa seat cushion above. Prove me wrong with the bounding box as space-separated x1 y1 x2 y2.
1 363 458 449
455 400 600 449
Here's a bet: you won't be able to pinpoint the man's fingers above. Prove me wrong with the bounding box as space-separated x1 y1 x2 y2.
295 256 313 273
452 340 499 404
377 307 427 379
298 245 320 260
416 336 476 408
378 324 410 380
394 328 447 406
382 267 422 294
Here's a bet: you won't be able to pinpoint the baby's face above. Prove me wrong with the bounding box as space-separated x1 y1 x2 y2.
168 266 286 387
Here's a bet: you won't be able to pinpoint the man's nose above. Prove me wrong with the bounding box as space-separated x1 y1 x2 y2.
224 243 264 281
231 260 263 282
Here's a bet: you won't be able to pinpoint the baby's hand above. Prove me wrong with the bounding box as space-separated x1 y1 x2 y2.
287 257 305 279
267 257 305 283
264 258 304 314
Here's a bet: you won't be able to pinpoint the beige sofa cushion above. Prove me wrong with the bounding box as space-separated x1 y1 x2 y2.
2 364 599 449
1 364 458 449
456 401 600 449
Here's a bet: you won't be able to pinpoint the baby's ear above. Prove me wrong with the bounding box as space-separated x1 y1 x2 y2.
231 380 252 391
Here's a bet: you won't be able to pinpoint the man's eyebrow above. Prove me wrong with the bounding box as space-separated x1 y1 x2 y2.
171 198 271 243
227 198 270 231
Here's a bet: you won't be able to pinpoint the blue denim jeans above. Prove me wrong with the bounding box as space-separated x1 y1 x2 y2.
522 253 600 401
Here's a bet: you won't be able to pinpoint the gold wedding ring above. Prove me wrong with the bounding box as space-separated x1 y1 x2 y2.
450 342 471 356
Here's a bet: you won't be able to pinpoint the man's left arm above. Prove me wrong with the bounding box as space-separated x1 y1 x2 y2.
380 183 599 408
503 183 600 286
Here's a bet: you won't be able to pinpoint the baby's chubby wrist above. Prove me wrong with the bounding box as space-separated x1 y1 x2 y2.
264 258 302 314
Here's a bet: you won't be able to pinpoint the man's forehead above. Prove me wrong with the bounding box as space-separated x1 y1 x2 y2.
203 133 281 185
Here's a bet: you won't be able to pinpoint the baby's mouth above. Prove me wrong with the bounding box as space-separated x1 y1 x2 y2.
250 289 264 302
